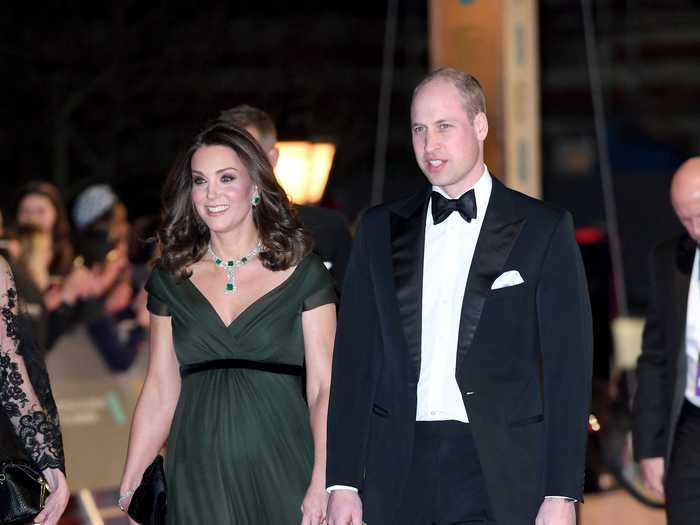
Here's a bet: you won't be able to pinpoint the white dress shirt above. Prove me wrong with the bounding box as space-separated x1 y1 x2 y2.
685 247 700 407
416 168 492 422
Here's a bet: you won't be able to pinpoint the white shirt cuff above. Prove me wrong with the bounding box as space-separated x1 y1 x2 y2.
326 485 359 493
545 495 578 503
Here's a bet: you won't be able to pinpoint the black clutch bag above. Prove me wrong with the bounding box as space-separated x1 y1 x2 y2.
0 459 48 525
128 455 167 525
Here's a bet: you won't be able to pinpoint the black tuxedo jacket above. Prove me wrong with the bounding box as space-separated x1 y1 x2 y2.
327 178 593 524
633 234 696 462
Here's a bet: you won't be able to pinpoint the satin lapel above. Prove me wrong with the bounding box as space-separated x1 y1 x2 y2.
672 234 694 344
390 190 430 386
456 180 525 371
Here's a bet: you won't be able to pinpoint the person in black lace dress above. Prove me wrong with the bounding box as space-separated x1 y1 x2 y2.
0 255 69 524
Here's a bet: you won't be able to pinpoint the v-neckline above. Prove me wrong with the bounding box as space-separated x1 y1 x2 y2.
185 257 307 330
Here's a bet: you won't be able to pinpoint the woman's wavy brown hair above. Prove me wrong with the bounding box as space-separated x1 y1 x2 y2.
13 181 75 277
157 122 312 280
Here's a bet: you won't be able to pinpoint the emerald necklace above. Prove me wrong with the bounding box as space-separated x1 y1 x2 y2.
207 241 262 294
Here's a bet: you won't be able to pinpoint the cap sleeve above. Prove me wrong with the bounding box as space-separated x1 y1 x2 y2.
144 266 172 317
302 255 338 311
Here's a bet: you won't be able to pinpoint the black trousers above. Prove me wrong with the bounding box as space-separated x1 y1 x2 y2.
666 400 700 525
395 421 496 525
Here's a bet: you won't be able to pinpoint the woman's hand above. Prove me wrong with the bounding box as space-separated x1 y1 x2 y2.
117 488 140 525
300 481 329 525
33 467 69 525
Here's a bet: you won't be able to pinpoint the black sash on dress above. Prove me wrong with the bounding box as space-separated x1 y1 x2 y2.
180 359 303 378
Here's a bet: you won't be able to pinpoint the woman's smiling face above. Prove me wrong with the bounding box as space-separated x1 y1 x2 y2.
190 145 257 234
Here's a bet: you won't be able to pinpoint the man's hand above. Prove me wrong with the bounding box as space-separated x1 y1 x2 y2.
535 498 575 525
326 489 362 525
639 457 665 499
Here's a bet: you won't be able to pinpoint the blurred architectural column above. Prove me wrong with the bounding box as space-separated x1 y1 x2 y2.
429 0 541 198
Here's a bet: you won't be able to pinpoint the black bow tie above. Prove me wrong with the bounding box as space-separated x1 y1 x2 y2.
431 190 477 224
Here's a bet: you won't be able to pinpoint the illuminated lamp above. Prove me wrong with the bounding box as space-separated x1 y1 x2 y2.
274 141 336 204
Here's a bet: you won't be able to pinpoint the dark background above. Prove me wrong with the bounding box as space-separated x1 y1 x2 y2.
2 0 699 311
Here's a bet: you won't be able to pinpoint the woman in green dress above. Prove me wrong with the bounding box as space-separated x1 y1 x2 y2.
119 122 337 524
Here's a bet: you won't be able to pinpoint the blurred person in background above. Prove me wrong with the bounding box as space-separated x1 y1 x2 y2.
0 254 69 524
8 223 53 293
128 214 161 330
13 181 93 348
128 215 160 288
218 104 353 291
15 181 74 278
634 157 700 525
119 122 336 524
72 184 142 372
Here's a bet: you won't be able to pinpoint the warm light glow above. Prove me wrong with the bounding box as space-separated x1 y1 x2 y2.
275 141 335 204
611 317 645 371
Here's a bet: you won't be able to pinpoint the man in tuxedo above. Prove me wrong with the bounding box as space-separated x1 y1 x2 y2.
633 158 700 525
218 104 352 290
325 68 592 525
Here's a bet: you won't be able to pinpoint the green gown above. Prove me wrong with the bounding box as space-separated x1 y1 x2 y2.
144 254 337 524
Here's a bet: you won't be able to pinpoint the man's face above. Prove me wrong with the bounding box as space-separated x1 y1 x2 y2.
410 80 487 198
673 185 700 242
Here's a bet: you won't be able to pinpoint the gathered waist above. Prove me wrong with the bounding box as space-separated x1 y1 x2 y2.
180 358 303 378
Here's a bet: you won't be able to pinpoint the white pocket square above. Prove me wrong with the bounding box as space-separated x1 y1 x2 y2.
491 270 524 290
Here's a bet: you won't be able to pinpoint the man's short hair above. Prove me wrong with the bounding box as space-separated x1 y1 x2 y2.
218 104 277 150
413 67 486 121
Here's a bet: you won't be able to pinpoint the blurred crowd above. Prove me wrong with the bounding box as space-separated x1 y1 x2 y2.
0 181 156 372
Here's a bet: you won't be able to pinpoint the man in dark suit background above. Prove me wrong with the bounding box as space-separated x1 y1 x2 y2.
218 105 352 290
325 68 592 525
633 157 700 525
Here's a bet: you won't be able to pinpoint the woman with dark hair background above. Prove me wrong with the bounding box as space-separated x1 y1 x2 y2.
13 181 93 348
0 254 69 524
119 122 337 524
15 181 74 278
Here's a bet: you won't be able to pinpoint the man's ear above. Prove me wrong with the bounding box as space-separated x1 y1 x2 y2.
267 147 279 169
474 112 488 141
